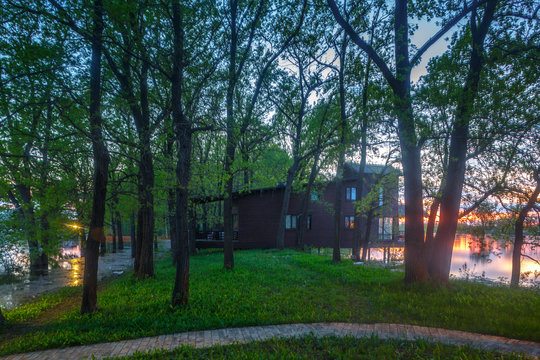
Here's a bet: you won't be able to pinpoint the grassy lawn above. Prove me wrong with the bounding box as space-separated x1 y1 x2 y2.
1 249 539 355
104 335 535 360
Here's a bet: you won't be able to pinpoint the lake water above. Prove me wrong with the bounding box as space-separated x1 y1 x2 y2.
367 234 540 285
0 245 135 310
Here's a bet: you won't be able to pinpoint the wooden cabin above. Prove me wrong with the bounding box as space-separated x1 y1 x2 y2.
195 163 399 249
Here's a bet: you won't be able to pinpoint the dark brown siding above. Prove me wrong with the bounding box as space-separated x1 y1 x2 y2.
231 174 398 249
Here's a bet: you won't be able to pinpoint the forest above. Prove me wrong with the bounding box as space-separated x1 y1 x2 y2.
0 0 538 326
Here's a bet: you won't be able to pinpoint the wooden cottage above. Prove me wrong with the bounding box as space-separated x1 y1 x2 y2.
195 163 400 249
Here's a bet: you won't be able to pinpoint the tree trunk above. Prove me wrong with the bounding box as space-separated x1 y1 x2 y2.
333 31 348 264
425 198 440 246
352 113 368 260
393 0 429 283
133 61 155 278
116 212 124 250
427 0 497 283
168 188 178 260
99 237 106 256
297 153 320 249
79 227 86 257
171 0 191 307
276 160 299 249
130 212 136 258
111 212 117 253
8 188 41 277
511 168 540 288
188 204 197 255
361 209 374 261
81 0 109 315
37 104 53 274
223 0 238 270
333 154 345 263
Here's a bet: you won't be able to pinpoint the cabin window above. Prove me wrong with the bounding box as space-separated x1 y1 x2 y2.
286 214 297 229
306 215 312 230
346 187 356 200
379 187 384 207
345 216 355 229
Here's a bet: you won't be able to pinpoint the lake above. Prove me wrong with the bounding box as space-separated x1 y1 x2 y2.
367 234 539 285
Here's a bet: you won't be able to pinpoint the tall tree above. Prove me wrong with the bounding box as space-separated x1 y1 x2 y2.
511 166 540 287
327 0 496 282
221 0 307 267
425 0 498 282
80 0 110 314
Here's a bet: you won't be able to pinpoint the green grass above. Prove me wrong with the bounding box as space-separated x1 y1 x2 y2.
1 250 539 356
108 335 534 360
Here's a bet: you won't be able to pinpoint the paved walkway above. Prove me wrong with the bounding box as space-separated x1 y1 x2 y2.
2 323 539 360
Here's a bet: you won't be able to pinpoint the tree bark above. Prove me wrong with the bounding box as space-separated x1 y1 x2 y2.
171 0 191 307
511 168 540 288
133 59 155 278
332 28 348 264
297 153 321 249
361 209 374 261
276 160 299 249
130 212 136 258
81 0 109 315
111 212 117 253
352 66 370 261
116 212 124 250
8 188 41 277
427 0 497 283
333 154 345 263
425 198 440 246
103 12 155 278
393 0 429 282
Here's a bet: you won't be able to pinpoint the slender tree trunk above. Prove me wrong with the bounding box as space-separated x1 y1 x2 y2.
427 0 497 283
188 204 197 255
168 188 178 258
130 212 136 258
425 199 440 246
276 160 299 249
81 0 110 315
333 154 345 263
297 153 320 249
223 0 238 270
171 0 191 307
134 61 155 278
79 227 86 257
111 213 117 253
333 31 348 264
511 169 540 288
361 209 374 261
352 116 368 260
8 188 41 276
116 212 124 250
99 237 106 256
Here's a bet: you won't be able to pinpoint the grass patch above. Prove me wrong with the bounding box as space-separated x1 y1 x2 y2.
1 250 539 355
107 335 535 360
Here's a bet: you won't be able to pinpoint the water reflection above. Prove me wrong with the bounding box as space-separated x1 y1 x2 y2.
0 245 135 310
365 234 539 285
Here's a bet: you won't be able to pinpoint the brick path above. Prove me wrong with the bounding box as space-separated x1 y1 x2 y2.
2 323 539 360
